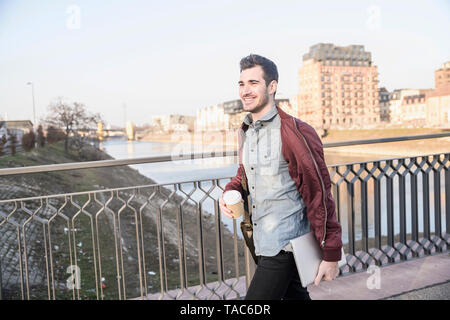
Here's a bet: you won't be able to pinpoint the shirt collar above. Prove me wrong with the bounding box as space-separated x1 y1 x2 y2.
243 104 278 126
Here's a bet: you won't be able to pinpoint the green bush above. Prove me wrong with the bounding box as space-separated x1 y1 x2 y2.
22 129 36 152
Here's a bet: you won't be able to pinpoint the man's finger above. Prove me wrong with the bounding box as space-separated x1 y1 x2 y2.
222 211 234 219
314 269 325 286
220 207 232 216
219 204 234 219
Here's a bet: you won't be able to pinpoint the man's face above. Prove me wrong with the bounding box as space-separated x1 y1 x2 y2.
239 66 276 114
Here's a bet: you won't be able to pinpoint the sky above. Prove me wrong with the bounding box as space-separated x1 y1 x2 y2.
0 0 449 127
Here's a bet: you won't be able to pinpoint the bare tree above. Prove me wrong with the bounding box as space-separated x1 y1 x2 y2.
45 97 102 153
46 125 66 144
37 125 45 147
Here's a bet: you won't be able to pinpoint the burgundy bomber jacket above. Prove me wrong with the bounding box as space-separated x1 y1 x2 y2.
224 106 343 262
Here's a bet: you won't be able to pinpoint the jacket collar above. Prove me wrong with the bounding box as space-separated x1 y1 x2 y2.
243 104 278 126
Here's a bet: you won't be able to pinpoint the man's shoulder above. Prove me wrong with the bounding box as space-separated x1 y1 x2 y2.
280 113 318 138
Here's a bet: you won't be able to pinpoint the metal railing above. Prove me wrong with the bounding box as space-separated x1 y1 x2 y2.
1 132 449 176
0 179 249 300
0 133 449 300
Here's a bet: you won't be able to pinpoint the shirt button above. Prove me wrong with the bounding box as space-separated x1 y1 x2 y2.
254 223 257 226
252 205 255 209
251 186 255 190
251 167 254 170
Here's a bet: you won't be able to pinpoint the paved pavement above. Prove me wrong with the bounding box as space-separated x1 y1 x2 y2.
384 280 450 300
308 252 450 300
142 252 449 300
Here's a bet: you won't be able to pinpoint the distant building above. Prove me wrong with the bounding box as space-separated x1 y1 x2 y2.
435 61 450 90
388 89 433 127
399 92 430 127
2 120 33 132
151 114 195 133
223 99 243 115
0 121 7 138
298 43 380 133
0 120 33 142
379 87 391 122
426 62 450 127
389 89 422 125
276 98 296 117
196 104 229 132
289 95 299 117
426 85 450 127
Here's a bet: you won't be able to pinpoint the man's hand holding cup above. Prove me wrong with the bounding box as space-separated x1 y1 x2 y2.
220 190 244 219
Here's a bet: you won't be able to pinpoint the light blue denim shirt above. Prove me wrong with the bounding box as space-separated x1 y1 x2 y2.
242 105 310 257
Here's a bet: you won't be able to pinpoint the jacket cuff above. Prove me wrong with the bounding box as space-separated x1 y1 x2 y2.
321 248 342 262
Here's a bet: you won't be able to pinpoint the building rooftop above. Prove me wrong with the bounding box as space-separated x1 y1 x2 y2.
437 61 450 70
303 43 372 65
0 120 33 129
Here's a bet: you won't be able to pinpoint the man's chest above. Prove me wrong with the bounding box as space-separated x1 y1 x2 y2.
242 118 285 177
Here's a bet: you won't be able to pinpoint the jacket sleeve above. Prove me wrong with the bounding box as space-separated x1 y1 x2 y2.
224 165 244 197
224 127 247 198
296 122 343 262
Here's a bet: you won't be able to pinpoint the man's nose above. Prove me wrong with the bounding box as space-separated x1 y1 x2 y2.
241 84 252 95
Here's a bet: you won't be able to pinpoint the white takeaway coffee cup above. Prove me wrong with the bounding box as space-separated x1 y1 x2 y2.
222 190 244 219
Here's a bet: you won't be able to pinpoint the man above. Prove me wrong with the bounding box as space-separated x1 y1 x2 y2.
219 54 343 300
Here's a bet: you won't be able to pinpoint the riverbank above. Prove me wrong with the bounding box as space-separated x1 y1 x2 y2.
138 128 450 158
322 128 450 157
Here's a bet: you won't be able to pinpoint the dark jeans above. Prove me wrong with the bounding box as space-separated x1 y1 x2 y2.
244 250 311 300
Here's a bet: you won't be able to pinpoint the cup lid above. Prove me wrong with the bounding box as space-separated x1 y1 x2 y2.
223 190 242 205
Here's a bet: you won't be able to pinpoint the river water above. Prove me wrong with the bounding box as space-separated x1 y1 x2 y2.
99 139 380 184
99 139 446 245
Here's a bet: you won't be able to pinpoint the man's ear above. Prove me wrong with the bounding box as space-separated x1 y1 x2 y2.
269 80 278 96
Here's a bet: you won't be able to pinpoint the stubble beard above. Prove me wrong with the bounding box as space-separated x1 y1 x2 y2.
244 90 270 115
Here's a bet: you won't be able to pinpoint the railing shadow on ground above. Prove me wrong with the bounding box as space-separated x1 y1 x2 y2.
0 133 449 300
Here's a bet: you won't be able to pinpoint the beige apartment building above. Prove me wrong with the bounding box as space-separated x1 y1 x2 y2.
389 89 423 125
298 43 380 134
398 92 429 127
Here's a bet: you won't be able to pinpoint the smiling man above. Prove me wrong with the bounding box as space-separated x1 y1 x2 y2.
219 54 343 300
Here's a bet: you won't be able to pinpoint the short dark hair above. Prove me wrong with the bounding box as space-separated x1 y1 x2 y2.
239 54 279 87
